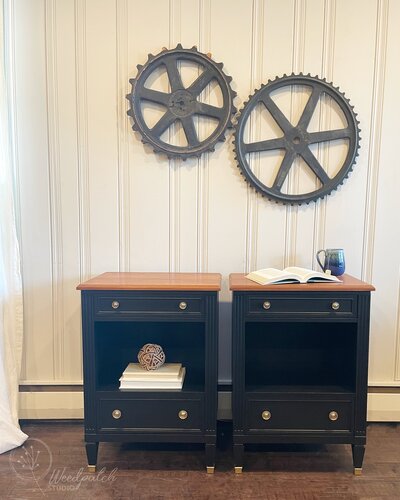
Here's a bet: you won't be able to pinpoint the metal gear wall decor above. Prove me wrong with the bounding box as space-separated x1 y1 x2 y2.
126 45 236 160
233 74 361 204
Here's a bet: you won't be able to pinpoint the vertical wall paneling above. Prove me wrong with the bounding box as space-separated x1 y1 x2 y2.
8 0 400 413
369 0 400 384
127 0 170 272
168 0 181 272
75 0 91 282
283 0 305 267
45 0 64 379
15 0 54 382
196 0 211 273
244 0 264 274
116 0 130 272
361 0 389 284
311 0 336 266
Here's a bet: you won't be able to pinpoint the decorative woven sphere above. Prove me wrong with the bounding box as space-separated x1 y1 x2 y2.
137 343 166 370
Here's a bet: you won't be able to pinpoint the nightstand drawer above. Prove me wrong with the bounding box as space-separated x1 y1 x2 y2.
95 295 204 317
98 397 203 431
246 399 353 432
246 295 357 317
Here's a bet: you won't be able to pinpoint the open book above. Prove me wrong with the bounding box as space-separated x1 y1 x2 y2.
246 266 341 285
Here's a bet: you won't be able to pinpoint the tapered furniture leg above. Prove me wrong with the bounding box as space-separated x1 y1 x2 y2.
234 443 244 473
352 444 365 475
205 443 216 473
85 442 99 472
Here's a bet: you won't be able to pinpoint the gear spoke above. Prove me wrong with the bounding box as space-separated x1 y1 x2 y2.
140 88 171 106
308 128 351 143
194 102 224 120
164 56 184 92
181 116 200 147
260 94 293 134
151 110 176 137
187 68 215 97
297 87 322 129
300 147 330 185
243 137 285 154
272 150 297 191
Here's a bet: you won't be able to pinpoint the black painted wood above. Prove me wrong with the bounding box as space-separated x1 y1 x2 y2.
231 286 372 472
80 283 219 470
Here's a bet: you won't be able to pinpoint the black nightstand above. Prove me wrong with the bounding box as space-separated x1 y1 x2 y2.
77 272 220 473
230 273 374 474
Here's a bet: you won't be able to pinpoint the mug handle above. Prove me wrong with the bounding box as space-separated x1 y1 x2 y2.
316 249 326 271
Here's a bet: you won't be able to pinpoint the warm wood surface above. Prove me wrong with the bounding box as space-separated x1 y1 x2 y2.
229 273 375 292
2 422 399 498
77 272 222 291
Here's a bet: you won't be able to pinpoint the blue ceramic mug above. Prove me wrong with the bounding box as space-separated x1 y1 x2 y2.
316 248 345 276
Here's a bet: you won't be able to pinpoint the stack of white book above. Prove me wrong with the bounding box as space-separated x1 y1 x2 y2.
119 362 185 390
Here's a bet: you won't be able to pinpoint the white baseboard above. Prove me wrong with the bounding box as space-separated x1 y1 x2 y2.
19 392 84 419
18 390 400 421
367 392 400 421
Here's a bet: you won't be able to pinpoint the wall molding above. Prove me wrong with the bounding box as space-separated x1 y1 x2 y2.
116 0 130 272
75 0 91 282
361 0 389 283
45 0 64 380
244 0 264 273
284 0 306 267
312 0 336 264
197 0 211 273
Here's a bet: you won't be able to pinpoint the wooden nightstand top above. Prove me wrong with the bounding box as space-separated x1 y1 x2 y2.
77 272 222 291
229 273 375 292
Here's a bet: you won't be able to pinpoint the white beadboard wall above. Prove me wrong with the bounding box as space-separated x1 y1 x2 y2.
5 0 400 419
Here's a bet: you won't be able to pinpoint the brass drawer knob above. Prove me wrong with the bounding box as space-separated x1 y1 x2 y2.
111 300 120 309
329 411 339 421
178 410 188 420
331 301 340 310
112 409 122 419
262 410 271 421
179 301 187 310
263 301 271 310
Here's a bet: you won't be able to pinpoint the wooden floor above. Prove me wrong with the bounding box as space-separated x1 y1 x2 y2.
1 422 400 499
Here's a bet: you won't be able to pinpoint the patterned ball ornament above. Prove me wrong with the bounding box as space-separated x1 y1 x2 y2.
138 343 166 370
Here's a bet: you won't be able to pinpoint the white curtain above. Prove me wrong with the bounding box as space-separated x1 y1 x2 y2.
0 0 28 453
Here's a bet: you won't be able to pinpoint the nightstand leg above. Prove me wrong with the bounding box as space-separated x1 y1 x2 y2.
352 444 365 474
86 442 99 472
234 443 244 473
205 443 216 472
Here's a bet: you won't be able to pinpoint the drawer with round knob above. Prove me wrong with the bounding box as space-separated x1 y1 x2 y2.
245 399 353 433
98 397 203 432
246 294 357 318
94 293 204 318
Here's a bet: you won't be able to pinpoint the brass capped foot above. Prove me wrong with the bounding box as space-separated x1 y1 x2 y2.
87 465 96 473
206 466 215 474
234 466 243 474
353 467 362 476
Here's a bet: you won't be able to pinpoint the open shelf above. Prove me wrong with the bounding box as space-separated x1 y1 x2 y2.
245 384 355 394
95 321 205 390
245 322 357 391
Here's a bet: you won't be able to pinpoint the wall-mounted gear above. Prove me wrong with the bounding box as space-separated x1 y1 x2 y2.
126 44 237 160
233 74 361 205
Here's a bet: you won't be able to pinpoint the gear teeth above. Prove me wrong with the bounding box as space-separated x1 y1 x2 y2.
126 109 133 117
129 78 135 84
216 62 223 69
161 47 168 52
126 93 131 100
191 45 198 51
136 64 143 71
226 75 232 82
176 43 183 50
